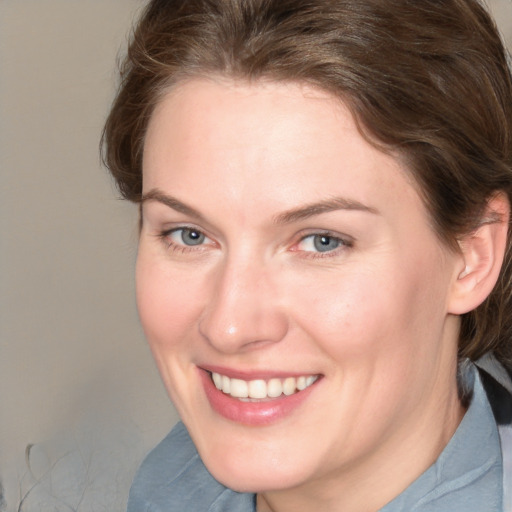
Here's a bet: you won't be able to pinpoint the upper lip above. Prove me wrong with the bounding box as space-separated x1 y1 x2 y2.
199 364 320 381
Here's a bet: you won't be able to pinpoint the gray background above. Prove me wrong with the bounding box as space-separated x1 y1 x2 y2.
1 1 511 510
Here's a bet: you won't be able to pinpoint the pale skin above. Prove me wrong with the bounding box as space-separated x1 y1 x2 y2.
137 78 509 512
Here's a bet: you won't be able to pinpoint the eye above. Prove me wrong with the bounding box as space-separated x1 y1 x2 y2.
297 233 349 253
167 227 208 246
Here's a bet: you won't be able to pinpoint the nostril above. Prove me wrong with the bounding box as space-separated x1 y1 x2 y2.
198 308 289 354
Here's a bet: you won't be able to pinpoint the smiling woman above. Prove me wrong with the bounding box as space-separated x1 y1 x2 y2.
102 1 512 511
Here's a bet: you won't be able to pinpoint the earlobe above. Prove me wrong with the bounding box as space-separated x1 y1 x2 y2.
448 192 510 315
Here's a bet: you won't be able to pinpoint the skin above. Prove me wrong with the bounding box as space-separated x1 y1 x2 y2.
137 78 468 512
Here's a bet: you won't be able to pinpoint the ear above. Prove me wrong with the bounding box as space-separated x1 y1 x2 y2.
448 192 510 315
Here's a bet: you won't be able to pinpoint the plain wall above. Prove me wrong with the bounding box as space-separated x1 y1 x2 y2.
0 2 177 510
1 1 511 510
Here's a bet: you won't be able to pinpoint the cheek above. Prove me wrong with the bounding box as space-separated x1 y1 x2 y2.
286 267 393 355
287 255 448 367
135 252 210 414
135 253 202 352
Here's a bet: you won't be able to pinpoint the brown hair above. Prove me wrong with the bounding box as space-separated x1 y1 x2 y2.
102 0 512 368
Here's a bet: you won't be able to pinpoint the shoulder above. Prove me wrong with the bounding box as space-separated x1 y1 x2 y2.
476 354 512 512
127 422 255 512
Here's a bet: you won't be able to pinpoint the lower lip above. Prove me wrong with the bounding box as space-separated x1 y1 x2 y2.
200 370 319 426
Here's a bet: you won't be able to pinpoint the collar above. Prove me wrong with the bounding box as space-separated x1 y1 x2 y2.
380 363 503 511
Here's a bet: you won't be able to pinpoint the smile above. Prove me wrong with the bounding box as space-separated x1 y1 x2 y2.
211 372 319 400
201 369 321 425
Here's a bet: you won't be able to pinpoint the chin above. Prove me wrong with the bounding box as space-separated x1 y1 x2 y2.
209 463 303 494
197 437 314 494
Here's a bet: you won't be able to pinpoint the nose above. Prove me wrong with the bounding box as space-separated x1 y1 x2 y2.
198 256 289 354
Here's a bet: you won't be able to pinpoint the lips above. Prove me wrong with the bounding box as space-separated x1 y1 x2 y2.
200 368 321 425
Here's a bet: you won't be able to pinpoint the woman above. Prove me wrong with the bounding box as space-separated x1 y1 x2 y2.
102 0 512 510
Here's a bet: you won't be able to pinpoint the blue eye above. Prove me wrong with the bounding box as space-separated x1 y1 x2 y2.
313 235 342 252
169 228 206 246
298 234 346 253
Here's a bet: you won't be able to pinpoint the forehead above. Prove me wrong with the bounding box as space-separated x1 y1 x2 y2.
142 78 427 228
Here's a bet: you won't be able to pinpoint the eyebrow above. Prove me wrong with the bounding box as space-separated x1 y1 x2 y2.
141 189 206 221
273 197 379 224
141 188 379 224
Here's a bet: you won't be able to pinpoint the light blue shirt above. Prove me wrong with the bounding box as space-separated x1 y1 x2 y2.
127 366 503 511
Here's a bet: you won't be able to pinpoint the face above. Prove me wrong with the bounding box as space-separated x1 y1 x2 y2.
138 79 463 497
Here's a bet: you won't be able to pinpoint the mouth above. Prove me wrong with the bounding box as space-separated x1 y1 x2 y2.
200 368 322 425
210 372 319 401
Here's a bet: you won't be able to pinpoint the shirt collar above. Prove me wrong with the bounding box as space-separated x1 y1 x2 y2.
380 363 503 511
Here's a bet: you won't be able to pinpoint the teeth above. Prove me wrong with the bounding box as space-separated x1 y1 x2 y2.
222 375 231 394
267 378 283 398
230 378 248 398
297 376 307 390
283 377 296 396
211 372 318 400
248 379 267 399
212 372 222 389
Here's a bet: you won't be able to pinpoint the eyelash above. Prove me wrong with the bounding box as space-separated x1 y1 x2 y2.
293 231 353 259
157 227 353 258
157 227 213 254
